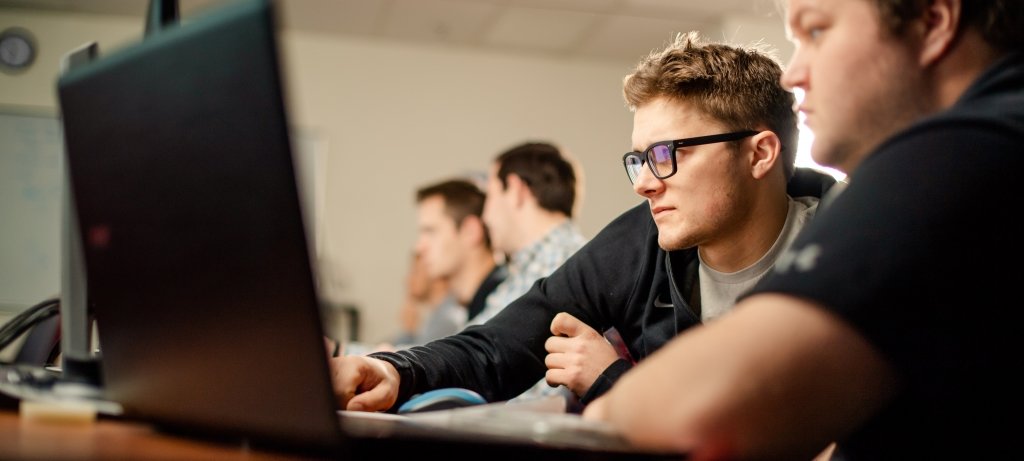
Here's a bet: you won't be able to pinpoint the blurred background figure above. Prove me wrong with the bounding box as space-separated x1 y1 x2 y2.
413 179 505 326
386 252 463 349
472 141 588 408
344 177 503 356
470 141 586 326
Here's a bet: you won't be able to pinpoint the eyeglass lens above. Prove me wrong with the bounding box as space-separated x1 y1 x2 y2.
649 144 674 178
624 155 644 183
625 143 675 183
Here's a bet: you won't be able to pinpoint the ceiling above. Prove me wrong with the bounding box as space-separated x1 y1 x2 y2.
0 0 785 63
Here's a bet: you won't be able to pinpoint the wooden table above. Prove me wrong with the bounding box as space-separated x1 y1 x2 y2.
0 409 317 460
0 401 686 461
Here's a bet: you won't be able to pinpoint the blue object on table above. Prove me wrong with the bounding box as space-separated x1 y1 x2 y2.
397 388 487 414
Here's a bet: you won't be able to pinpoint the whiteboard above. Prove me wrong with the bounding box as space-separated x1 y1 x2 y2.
0 110 63 311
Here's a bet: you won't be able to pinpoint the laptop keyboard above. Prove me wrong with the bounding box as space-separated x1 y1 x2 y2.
340 396 637 453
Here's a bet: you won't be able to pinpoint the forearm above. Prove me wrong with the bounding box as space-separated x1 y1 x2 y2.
599 294 898 459
371 307 550 404
373 208 647 405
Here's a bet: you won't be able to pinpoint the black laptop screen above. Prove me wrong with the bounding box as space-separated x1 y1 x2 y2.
56 0 341 451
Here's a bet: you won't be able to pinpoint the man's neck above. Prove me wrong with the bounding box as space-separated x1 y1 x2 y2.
931 29 1004 110
505 211 569 257
699 189 790 274
450 251 497 305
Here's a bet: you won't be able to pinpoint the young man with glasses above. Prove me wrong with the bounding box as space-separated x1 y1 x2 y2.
584 0 1023 459
329 33 836 412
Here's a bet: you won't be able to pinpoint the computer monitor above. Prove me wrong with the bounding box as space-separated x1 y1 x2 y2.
55 0 221 386
58 41 101 386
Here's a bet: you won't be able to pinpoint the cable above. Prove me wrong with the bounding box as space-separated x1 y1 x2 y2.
0 298 59 348
0 297 60 354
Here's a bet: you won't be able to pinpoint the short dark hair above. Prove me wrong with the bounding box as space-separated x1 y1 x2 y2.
870 0 1022 52
416 179 490 247
494 142 577 217
623 32 798 180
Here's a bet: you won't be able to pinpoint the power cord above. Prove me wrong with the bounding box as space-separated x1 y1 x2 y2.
0 297 60 356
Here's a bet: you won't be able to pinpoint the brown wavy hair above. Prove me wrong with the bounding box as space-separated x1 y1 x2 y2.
623 32 798 180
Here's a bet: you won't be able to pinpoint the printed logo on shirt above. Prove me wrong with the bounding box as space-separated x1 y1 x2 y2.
653 297 674 308
774 243 822 274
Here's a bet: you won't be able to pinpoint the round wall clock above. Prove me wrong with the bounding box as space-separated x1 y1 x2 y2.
0 27 37 73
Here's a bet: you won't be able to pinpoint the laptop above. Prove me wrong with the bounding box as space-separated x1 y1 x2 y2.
56 0 679 459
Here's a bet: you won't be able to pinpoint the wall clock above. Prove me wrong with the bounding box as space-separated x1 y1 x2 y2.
0 28 37 73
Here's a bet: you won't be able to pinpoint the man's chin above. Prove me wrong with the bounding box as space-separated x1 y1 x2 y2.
657 236 690 252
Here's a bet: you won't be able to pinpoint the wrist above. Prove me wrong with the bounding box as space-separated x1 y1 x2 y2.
580 358 633 404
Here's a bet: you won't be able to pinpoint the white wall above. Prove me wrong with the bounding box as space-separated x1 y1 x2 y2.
0 8 790 343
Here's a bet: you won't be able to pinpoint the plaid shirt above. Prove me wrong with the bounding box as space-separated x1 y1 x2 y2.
466 221 586 327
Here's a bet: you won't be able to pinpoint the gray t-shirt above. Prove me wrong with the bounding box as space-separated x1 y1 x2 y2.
698 196 819 322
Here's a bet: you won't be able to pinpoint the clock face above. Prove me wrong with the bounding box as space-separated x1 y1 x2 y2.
0 28 36 72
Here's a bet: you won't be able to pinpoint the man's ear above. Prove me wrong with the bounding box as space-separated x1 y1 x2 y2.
459 215 487 246
506 173 529 208
917 0 960 66
749 131 781 180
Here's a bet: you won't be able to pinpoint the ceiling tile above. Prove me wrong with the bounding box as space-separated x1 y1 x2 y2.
382 0 500 44
278 0 385 36
0 0 789 65
622 0 770 17
484 7 599 53
507 0 619 14
577 14 717 63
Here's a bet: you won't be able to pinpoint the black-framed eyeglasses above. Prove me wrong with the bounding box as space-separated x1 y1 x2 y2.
622 130 760 184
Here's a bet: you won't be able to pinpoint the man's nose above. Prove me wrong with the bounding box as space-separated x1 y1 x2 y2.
781 48 808 91
632 164 664 197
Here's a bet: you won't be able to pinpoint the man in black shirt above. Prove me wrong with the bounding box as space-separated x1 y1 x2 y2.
585 1 1024 460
